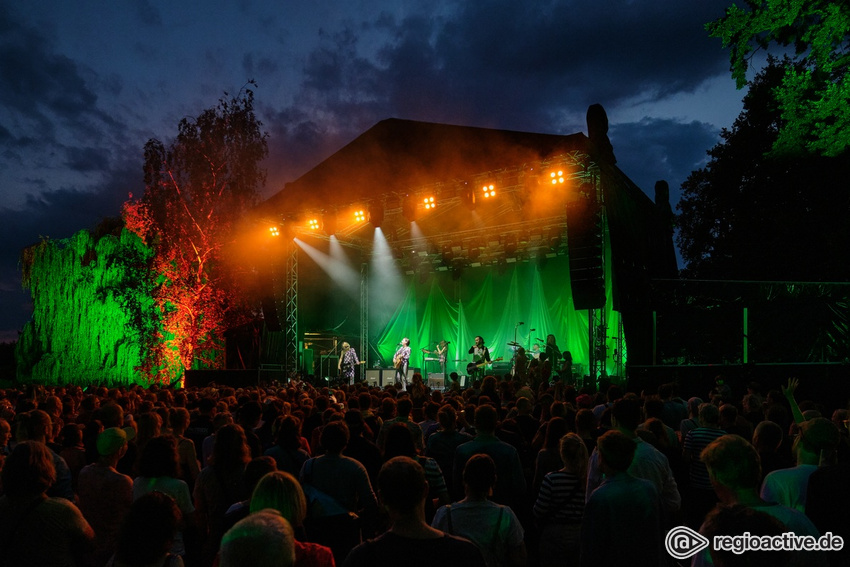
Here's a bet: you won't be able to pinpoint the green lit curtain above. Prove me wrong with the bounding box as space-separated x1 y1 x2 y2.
372 255 623 378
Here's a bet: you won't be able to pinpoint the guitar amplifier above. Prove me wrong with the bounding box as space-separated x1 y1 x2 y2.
365 369 382 387
427 373 444 390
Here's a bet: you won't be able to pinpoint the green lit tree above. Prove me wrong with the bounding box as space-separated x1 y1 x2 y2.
123 84 268 382
17 222 160 386
707 1 850 156
677 58 850 281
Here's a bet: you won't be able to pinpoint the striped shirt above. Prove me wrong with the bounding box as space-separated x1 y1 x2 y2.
533 470 585 523
683 426 726 490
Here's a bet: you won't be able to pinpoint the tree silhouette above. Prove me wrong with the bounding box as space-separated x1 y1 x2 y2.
677 58 850 282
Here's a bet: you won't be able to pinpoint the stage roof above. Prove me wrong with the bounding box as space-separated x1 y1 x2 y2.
260 118 592 214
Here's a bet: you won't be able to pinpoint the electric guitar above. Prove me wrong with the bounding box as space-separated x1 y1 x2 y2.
466 357 503 375
340 361 366 374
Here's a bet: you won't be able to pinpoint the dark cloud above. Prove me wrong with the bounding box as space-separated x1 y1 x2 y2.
64 146 112 173
259 0 735 196
242 53 279 80
134 0 162 26
0 7 98 128
610 118 720 202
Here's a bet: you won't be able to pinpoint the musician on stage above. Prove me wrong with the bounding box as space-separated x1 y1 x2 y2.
467 336 491 379
427 340 449 379
545 334 562 368
393 338 411 390
337 341 360 384
513 346 529 381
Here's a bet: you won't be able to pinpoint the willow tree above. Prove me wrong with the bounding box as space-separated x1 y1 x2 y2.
17 223 159 386
123 84 268 381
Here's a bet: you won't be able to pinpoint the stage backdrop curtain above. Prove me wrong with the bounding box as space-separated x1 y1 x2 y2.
372 255 622 378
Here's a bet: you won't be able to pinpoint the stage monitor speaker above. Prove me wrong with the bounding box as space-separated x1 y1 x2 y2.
365 369 382 387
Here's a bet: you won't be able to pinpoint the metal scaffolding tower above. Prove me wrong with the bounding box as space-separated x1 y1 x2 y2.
359 262 368 382
283 242 298 374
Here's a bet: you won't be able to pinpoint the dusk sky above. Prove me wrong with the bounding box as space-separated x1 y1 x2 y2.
0 1 750 341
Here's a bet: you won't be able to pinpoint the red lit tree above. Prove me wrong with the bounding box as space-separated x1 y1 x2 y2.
123 84 268 382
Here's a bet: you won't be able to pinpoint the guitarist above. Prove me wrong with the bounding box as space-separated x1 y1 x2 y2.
393 338 411 391
337 341 361 384
467 336 491 380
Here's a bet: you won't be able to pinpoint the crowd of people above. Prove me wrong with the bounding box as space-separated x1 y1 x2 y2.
0 371 847 567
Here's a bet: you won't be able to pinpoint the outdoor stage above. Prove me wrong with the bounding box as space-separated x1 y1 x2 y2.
252 110 672 386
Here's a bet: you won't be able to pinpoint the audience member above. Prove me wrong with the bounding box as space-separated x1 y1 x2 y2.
341 410 382 487
377 398 423 453
425 405 473 493
109 491 184 567
432 454 525 567
382 422 450 522
265 415 311 477
586 397 680 516
194 424 250 565
695 434 825 567
170 407 202 490
752 420 792 481
760 417 839 512
249 471 336 567
0 441 95 566
452 404 526 509
219 510 296 567
25 409 76 501
698 505 791 567
77 426 135 567
683 402 725 527
342 456 486 567
580 430 662 567
533 433 587 567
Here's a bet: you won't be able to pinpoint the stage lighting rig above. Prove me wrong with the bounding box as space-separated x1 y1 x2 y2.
482 184 496 198
423 196 436 210
550 170 566 184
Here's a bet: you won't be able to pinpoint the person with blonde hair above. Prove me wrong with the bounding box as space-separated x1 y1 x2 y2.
220 510 296 567
533 433 588 567
249 471 335 567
